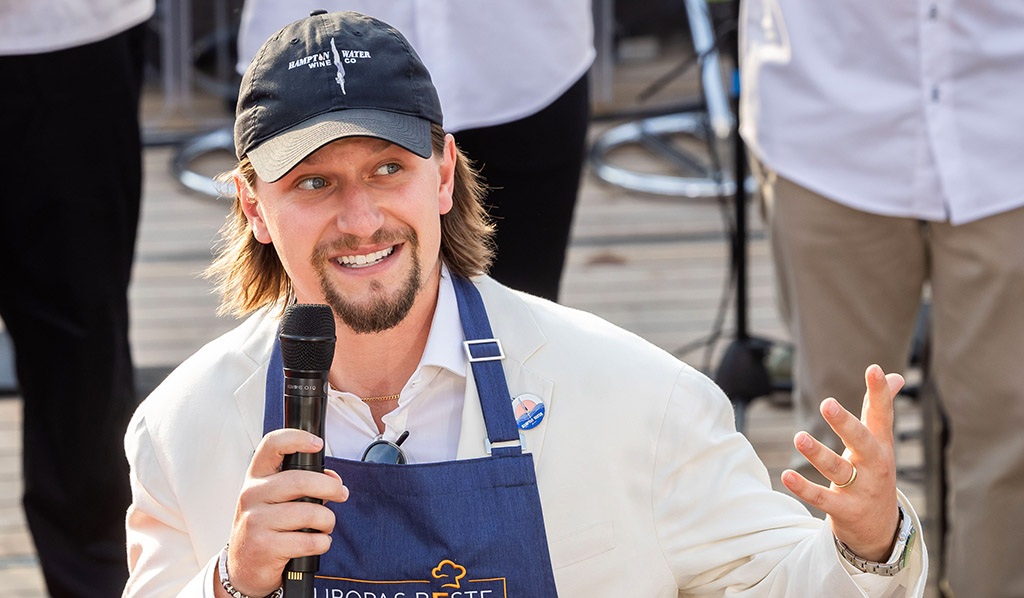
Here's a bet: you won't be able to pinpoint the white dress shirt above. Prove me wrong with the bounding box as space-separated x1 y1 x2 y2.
0 0 154 55
740 0 1024 225
237 0 595 132
324 265 466 463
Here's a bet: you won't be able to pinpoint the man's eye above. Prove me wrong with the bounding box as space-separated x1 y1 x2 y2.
375 163 401 176
297 176 328 190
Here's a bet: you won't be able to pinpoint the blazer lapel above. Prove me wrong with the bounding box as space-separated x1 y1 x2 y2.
235 362 270 450
233 313 279 450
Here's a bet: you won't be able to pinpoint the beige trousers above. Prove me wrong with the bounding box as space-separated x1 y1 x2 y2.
759 168 1024 598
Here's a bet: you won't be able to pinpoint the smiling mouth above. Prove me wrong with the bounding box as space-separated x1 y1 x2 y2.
334 245 396 268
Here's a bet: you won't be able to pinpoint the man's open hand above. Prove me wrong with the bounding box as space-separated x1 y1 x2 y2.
781 364 903 561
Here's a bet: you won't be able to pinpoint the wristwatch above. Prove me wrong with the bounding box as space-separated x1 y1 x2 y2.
219 545 284 598
834 504 916 576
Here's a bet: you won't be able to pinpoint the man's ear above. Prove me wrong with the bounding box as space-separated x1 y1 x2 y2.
437 134 457 216
236 175 272 244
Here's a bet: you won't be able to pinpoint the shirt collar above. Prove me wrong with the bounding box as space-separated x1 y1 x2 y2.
418 263 467 377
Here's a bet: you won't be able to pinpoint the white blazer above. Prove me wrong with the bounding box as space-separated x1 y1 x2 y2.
124 276 927 597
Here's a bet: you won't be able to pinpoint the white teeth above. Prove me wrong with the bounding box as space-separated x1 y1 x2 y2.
336 246 395 268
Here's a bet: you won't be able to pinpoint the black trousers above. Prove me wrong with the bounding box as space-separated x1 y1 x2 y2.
0 25 145 598
453 72 590 302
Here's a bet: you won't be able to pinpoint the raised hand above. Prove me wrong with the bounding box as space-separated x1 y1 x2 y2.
221 429 349 597
781 364 904 562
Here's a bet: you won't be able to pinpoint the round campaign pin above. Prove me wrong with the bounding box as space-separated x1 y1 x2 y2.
512 393 545 430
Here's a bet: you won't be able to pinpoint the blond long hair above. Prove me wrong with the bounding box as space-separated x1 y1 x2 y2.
205 124 495 316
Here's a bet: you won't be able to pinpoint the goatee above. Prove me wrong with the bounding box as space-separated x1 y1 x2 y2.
313 228 422 334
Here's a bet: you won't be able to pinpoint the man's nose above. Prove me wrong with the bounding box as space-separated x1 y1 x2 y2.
333 185 385 238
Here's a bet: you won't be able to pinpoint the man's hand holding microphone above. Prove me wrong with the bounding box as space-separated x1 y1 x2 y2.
217 305 346 598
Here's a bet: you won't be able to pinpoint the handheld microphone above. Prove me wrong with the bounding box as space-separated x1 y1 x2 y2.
279 304 336 598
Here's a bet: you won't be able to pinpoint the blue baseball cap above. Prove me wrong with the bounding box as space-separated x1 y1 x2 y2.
234 10 443 182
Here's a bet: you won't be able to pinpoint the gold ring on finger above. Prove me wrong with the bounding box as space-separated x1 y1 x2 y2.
834 464 857 488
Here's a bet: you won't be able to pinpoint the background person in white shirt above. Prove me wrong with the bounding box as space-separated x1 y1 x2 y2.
740 1 1024 595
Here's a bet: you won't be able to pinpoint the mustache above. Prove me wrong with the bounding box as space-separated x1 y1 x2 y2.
311 227 418 259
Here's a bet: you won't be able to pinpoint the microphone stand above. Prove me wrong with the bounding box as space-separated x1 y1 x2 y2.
710 0 775 433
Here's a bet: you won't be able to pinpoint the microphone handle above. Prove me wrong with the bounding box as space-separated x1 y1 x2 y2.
282 370 328 598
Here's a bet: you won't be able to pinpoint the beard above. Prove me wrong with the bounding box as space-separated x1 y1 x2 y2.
313 227 422 334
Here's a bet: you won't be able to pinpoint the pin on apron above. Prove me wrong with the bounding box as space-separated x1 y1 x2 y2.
265 275 559 597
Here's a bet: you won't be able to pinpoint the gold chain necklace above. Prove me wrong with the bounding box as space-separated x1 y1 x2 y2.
361 393 401 403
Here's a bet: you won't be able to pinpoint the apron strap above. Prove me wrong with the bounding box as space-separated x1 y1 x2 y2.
263 275 522 456
451 274 521 456
263 337 284 436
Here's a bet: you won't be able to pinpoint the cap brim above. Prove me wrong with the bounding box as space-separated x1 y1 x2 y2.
246 109 433 183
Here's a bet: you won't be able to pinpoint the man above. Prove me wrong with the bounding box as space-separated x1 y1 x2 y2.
740 1 1024 594
124 11 926 598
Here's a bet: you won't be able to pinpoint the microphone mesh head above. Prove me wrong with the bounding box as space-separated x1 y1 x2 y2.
280 304 336 370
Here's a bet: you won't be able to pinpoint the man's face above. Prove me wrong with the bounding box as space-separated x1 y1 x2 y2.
241 135 456 333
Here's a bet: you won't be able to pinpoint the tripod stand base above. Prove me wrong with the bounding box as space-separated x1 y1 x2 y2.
714 337 774 432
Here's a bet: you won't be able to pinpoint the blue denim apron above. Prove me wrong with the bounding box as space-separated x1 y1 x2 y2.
264 275 559 597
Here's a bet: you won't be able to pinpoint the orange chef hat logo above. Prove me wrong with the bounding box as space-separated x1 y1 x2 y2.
431 560 467 589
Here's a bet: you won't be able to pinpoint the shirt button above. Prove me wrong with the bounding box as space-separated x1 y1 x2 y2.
931 86 940 102
928 5 938 19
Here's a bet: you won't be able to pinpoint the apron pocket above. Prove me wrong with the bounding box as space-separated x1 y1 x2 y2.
548 520 616 569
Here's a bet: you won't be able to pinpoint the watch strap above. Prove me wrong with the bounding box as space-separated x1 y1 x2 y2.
835 504 916 576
